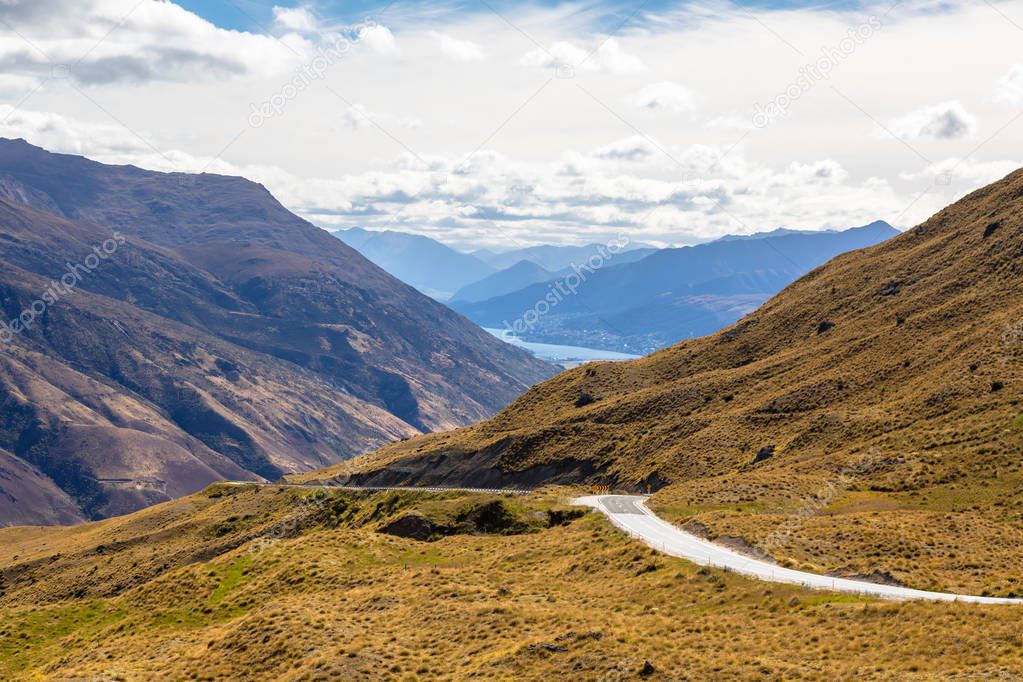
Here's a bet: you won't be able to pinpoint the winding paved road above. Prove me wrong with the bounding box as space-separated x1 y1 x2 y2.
229 482 1021 603
576 495 1023 605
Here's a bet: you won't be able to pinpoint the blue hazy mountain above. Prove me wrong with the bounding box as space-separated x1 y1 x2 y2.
452 259 561 303
451 221 899 354
334 228 495 300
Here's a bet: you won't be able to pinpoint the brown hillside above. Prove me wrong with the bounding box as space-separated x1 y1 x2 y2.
0 448 84 527
0 140 554 524
306 168 1023 594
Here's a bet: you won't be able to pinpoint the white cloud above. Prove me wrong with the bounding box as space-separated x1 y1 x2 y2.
899 157 1021 187
704 113 753 132
0 73 40 94
1 0 1022 251
0 104 156 157
433 33 484 62
521 38 644 75
0 0 332 85
280 139 909 246
358 24 400 57
0 102 1012 251
997 64 1023 106
520 41 586 73
594 39 645 74
630 82 698 115
342 104 372 131
342 104 421 132
273 6 319 34
882 101 977 140
782 159 849 185
591 136 658 162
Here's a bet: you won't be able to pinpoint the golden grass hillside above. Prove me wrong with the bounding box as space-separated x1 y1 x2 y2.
296 169 1023 594
3 485 1023 680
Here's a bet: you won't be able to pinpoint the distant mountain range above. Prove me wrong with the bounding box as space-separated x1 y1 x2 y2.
451 222 899 354
334 228 655 301
0 139 554 526
334 228 495 300
714 227 828 242
473 242 657 272
331 223 899 355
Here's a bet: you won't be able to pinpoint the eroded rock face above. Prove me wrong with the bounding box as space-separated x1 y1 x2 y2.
752 445 776 464
377 499 583 543
456 499 527 534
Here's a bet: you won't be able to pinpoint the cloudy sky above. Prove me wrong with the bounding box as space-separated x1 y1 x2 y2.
1 0 1021 249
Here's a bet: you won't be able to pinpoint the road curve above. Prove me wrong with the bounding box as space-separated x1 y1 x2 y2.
575 495 1023 605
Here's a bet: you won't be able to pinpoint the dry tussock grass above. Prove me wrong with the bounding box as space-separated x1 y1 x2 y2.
2 486 1023 680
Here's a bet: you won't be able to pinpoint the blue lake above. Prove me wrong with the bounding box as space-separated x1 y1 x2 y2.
485 328 640 367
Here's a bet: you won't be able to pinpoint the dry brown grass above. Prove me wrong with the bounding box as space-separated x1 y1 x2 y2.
2 486 1023 680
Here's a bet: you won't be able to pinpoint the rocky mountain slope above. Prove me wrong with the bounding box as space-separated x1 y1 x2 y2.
0 139 553 525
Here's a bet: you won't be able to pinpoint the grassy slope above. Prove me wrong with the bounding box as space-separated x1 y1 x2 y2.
2 486 1023 680
299 168 1023 595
